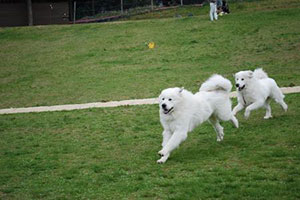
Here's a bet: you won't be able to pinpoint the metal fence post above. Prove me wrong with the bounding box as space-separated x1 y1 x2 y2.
181 0 183 6
27 0 33 26
73 1 76 24
121 0 123 14
151 0 153 10
92 0 95 16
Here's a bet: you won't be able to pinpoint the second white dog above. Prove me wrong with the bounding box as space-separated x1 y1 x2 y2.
157 75 238 164
232 68 288 119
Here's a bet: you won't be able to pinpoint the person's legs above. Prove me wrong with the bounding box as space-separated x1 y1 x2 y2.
210 3 214 21
213 3 218 20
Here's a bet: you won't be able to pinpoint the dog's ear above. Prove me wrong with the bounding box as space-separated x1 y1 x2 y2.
179 87 184 93
248 71 253 78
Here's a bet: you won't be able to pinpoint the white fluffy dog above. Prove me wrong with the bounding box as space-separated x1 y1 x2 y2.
157 75 238 164
232 68 288 119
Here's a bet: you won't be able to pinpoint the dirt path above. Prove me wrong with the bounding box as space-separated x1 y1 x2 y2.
1 86 299 115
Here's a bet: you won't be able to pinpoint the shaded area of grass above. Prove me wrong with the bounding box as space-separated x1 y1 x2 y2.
0 93 300 199
0 0 300 108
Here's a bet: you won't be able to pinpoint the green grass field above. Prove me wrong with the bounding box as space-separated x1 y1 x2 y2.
0 0 299 109
1 94 300 199
1 0 300 199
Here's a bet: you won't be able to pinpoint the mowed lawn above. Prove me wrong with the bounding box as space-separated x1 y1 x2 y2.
0 0 300 109
1 0 300 199
0 94 300 199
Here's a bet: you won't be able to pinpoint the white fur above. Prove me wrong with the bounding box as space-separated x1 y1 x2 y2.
200 74 232 92
232 68 288 119
157 75 238 164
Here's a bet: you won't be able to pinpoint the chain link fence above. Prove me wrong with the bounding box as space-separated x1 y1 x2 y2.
73 0 205 23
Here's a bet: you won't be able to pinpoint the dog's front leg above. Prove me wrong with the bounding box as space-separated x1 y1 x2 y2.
232 103 244 116
162 130 172 147
244 101 264 119
157 130 188 164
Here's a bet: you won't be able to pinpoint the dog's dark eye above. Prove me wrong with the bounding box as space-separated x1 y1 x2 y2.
168 98 172 101
162 98 165 101
241 78 244 81
236 78 239 81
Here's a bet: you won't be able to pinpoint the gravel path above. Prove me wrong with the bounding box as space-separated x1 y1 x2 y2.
1 86 299 115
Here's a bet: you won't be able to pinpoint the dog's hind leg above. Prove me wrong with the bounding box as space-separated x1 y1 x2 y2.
271 87 288 112
276 99 288 112
279 100 288 112
209 116 224 142
264 98 272 119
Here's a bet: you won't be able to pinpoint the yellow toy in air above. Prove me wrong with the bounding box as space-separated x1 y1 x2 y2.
148 42 155 49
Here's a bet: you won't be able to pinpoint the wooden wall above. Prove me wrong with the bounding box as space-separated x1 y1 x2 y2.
0 3 28 26
0 1 70 27
33 2 69 25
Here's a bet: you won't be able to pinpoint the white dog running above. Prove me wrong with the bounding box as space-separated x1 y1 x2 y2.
232 68 288 119
157 75 238 164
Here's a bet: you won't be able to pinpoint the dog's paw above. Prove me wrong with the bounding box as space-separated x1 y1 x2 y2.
231 117 239 128
158 150 164 157
234 121 239 128
217 135 224 142
264 115 272 119
157 157 167 164
244 111 250 119
158 148 168 157
157 153 170 164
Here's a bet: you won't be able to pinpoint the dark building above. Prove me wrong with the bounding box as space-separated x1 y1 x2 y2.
0 0 73 27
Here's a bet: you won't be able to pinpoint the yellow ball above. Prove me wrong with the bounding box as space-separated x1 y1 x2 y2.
148 42 155 49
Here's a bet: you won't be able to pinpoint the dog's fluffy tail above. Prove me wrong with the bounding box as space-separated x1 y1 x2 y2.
200 74 232 93
254 68 268 79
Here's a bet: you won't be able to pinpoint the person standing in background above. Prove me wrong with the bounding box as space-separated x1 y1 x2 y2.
217 0 223 14
217 0 223 10
209 0 218 21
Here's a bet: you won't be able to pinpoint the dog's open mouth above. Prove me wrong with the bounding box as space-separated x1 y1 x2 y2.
238 85 245 91
163 107 174 114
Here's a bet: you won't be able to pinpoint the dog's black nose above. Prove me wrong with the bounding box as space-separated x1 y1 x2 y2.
162 104 167 109
236 83 239 87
